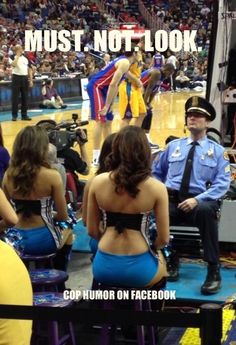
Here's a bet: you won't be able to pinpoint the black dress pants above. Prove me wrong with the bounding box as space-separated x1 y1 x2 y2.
12 74 29 118
169 200 220 264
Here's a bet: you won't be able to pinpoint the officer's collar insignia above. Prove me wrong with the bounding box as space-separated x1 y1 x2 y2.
223 151 229 161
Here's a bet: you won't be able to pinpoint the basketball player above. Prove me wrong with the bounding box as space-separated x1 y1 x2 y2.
119 39 146 128
149 50 165 70
141 63 175 145
87 51 135 166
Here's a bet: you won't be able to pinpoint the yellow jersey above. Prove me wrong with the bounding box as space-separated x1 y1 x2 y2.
128 51 143 83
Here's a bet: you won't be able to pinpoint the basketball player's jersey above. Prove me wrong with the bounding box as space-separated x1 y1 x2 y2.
128 52 143 82
140 69 151 88
141 69 165 89
89 56 128 87
153 53 164 69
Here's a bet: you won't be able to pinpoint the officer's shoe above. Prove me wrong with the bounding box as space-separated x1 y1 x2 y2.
201 264 221 295
166 250 180 282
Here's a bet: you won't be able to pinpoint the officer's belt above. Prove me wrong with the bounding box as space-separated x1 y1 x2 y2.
167 188 197 202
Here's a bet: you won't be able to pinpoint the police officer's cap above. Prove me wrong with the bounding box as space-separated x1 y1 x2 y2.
185 96 216 121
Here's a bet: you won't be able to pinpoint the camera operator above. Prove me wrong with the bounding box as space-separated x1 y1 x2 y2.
48 143 67 191
41 79 67 109
36 118 90 200
57 128 90 173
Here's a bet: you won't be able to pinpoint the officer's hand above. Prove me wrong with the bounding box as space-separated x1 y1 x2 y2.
177 198 198 213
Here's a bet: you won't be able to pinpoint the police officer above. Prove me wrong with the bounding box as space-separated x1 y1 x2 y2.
152 96 231 294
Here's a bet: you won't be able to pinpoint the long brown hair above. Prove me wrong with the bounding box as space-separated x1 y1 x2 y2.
7 126 50 195
96 133 116 175
108 126 151 198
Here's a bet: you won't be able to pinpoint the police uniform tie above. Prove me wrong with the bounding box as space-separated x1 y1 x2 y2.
179 141 199 200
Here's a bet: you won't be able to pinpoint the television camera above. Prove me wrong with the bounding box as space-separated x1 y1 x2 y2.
36 114 89 151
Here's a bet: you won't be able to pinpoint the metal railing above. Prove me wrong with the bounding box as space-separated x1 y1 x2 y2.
138 0 164 31
96 0 125 23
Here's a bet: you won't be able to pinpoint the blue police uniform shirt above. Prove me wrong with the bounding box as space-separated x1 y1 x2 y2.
152 136 231 202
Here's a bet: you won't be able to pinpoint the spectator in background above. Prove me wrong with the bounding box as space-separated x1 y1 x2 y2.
39 59 52 73
175 70 190 90
192 64 204 82
4 63 12 80
85 59 97 78
200 4 211 17
65 52 77 72
0 124 10 186
179 19 190 31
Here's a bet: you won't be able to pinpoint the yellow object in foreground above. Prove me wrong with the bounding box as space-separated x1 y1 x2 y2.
180 309 235 345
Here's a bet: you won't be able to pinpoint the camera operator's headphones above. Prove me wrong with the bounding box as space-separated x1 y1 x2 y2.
36 119 57 129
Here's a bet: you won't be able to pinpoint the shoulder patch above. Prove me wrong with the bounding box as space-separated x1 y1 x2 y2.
223 151 229 161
